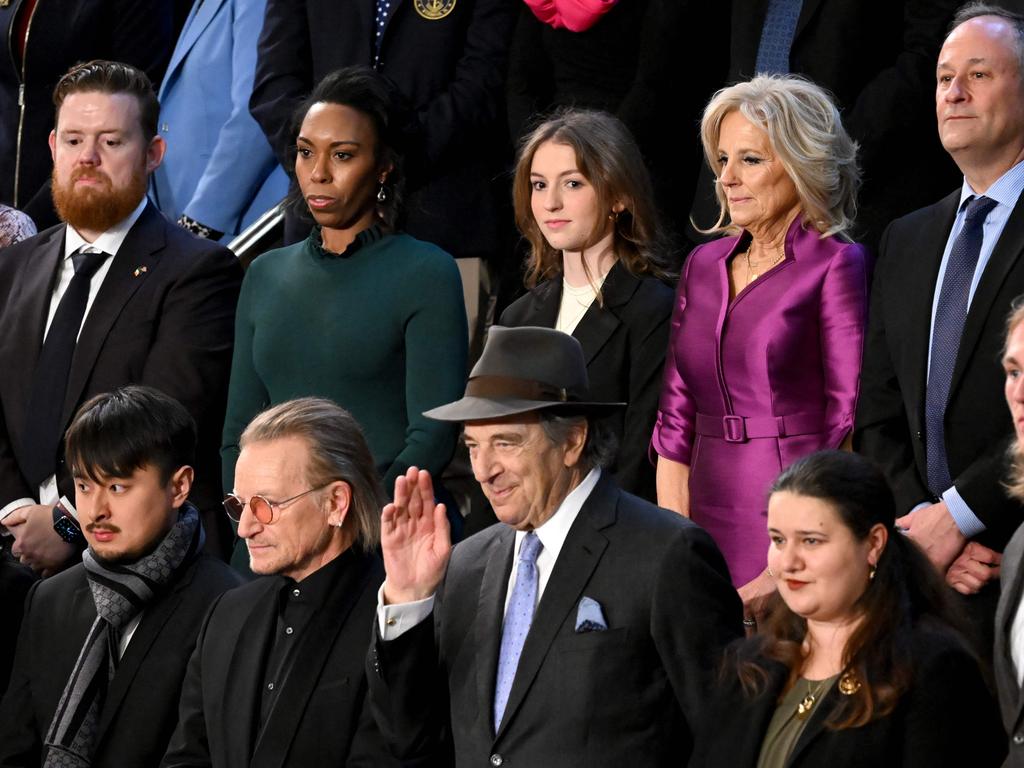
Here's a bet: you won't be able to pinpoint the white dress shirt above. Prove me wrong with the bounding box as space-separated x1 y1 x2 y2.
377 468 602 640
0 199 148 522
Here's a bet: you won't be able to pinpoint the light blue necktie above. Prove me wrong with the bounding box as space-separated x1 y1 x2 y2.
925 195 997 495
754 0 804 75
493 531 543 730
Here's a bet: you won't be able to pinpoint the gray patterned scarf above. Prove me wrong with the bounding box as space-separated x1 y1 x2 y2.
42 504 204 768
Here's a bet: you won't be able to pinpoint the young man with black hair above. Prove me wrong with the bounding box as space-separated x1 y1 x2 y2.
0 385 242 767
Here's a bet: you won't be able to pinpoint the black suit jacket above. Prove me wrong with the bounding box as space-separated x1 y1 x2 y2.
0 552 36 695
367 474 743 766
692 625 1004 768
249 0 517 260
0 553 243 767
0 202 242 556
162 548 396 768
996 522 1024 766
499 263 674 501
692 0 961 250
855 189 1024 549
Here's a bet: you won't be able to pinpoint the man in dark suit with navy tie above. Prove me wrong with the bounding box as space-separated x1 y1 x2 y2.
367 326 742 767
855 4 1024 663
0 60 240 573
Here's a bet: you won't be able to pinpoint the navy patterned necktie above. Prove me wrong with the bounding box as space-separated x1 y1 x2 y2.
493 531 543 730
925 195 998 496
755 0 804 74
22 249 108 486
373 0 394 67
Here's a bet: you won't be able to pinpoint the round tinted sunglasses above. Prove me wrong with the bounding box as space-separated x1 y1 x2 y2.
222 483 331 525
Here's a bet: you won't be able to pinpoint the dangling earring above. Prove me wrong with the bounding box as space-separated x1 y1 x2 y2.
377 183 388 203
868 564 877 581
766 566 774 578
607 210 620 222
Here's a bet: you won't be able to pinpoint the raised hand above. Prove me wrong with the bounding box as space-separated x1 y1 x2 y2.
381 466 452 605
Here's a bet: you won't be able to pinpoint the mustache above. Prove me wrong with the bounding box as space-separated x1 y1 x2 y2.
85 522 121 534
71 167 112 185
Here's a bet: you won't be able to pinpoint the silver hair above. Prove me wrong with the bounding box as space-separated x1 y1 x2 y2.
950 2 1024 79
538 411 618 472
240 397 384 551
697 74 860 239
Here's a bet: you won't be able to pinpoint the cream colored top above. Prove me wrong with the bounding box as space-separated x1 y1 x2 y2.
555 276 604 334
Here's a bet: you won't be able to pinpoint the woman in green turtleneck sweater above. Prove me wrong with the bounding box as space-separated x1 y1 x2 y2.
221 67 467 498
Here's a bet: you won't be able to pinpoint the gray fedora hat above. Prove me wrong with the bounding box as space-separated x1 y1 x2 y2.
424 326 625 422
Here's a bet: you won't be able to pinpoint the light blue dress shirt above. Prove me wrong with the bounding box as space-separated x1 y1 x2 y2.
924 160 1024 536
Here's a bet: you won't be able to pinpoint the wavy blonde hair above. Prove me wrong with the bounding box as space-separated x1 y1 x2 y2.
698 74 860 238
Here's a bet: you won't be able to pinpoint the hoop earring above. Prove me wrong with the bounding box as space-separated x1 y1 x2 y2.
377 183 388 203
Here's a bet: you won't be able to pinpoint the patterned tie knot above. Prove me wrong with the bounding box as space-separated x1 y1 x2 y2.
519 531 543 565
71 249 107 279
963 195 997 225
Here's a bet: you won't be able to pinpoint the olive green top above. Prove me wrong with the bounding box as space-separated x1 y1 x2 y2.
756 675 838 768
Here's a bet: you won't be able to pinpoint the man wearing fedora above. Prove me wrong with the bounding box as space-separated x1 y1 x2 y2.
366 326 743 767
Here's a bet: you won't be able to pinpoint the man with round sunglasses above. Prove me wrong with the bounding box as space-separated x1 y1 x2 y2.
161 397 397 767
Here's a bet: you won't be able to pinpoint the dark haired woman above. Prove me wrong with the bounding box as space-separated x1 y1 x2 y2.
692 450 1004 767
221 67 467 500
499 109 674 501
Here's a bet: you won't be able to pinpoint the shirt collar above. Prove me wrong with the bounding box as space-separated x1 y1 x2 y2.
308 224 383 259
279 546 354 609
958 159 1024 212
514 467 601 561
63 197 148 259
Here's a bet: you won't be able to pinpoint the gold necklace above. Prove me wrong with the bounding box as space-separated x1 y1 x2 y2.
744 247 784 284
795 678 830 721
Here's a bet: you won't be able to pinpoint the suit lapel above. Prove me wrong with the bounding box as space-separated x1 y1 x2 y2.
222 580 279 763
951 192 1024 398
251 552 378 768
906 192 960 418
792 0 823 41
997 537 1024 729
94 562 198 741
571 262 637 366
160 0 226 96
61 204 165 430
474 526 514 738
494 477 615 740
520 279 561 329
17 227 65 367
786 684 841 767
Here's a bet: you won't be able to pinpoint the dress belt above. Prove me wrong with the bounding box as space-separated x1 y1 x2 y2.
694 411 824 443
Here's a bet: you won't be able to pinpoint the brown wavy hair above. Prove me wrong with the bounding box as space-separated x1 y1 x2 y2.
512 109 670 294
728 451 961 729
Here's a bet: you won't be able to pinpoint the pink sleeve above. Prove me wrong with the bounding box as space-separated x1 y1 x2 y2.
650 254 698 466
819 243 870 448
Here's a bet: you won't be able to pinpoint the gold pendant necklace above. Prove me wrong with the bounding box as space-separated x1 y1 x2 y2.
744 247 784 285
795 679 829 721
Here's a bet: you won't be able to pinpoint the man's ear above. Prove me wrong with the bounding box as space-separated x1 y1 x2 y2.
146 134 166 173
169 465 194 509
325 480 353 529
48 130 57 163
562 420 588 468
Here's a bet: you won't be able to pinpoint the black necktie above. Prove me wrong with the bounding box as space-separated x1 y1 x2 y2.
925 195 997 496
22 249 108 487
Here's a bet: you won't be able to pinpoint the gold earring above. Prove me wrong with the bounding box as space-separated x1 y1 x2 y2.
766 566 774 578
869 564 877 581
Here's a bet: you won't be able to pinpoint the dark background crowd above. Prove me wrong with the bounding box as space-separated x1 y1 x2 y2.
0 0 1023 766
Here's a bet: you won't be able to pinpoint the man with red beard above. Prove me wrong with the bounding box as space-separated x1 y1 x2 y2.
0 60 241 576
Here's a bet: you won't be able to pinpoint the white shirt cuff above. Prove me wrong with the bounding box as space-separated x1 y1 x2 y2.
0 497 36 523
376 583 435 641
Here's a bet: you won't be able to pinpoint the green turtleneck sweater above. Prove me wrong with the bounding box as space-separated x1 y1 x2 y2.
221 227 467 492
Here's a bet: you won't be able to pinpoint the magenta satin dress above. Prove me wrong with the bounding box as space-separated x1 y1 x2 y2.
651 218 869 587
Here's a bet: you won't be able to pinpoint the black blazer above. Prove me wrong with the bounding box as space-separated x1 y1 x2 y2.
367 474 743 766
0 554 243 767
692 625 1005 768
996 522 1024 767
0 203 242 556
499 263 674 501
0 0 174 227
161 548 396 768
0 553 36 695
249 0 517 260
855 189 1024 550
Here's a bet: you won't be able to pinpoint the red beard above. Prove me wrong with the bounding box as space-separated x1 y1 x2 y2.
51 164 148 234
